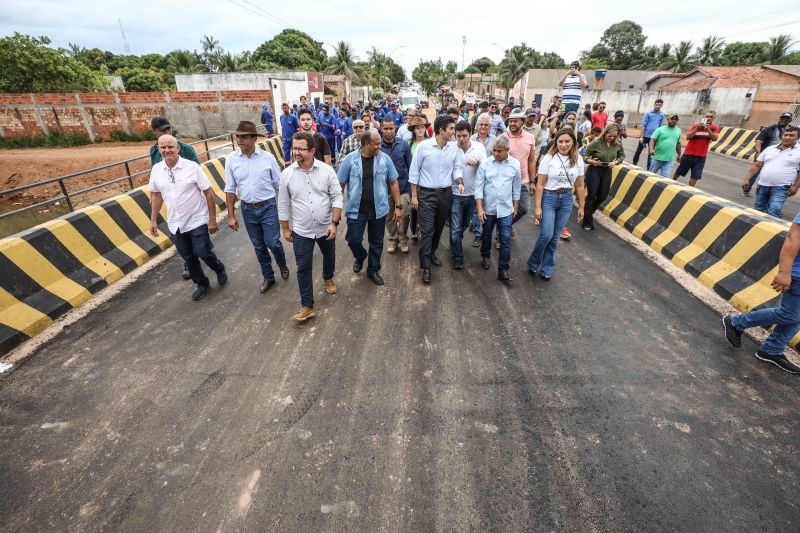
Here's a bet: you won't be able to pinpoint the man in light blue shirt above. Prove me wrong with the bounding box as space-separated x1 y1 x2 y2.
633 98 665 167
409 115 463 283
337 130 402 286
224 120 289 293
488 102 507 136
475 136 521 281
387 103 404 128
451 121 486 269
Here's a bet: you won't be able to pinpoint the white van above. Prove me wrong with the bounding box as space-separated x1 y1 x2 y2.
399 92 421 112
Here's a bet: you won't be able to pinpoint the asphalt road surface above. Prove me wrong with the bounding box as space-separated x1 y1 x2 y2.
621 136 800 222
1 199 799 531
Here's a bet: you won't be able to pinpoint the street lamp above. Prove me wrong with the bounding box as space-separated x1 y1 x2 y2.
388 45 405 59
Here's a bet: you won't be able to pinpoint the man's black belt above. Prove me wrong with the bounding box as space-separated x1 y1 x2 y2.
551 188 572 195
241 198 275 208
419 186 450 192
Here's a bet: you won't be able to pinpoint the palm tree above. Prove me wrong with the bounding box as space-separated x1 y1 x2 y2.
201 35 221 71
630 45 660 69
658 41 696 73
326 41 358 79
498 47 535 100
368 47 391 89
216 52 244 72
166 50 206 74
761 34 797 64
693 36 725 65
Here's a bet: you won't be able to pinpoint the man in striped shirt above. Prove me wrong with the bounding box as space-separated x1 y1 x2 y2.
559 61 588 115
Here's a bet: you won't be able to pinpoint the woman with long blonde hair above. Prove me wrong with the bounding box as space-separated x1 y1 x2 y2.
527 128 586 280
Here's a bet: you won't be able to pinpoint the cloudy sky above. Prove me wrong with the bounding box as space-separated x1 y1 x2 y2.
1 0 798 75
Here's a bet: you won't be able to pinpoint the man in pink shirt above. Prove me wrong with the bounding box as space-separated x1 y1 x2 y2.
499 110 537 241
592 101 608 130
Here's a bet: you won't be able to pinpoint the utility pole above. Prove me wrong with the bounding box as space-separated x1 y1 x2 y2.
118 19 131 54
462 36 466 71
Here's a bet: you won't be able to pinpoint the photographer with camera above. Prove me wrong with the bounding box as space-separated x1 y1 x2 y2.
672 110 719 188
558 61 588 116
581 124 625 231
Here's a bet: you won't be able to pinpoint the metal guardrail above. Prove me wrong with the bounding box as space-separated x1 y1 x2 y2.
0 132 241 222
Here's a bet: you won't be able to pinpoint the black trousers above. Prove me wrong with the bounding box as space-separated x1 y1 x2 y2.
417 187 453 269
583 165 612 228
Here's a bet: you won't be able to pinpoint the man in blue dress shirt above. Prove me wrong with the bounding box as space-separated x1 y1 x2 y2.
224 121 289 293
475 135 520 282
633 98 665 167
409 115 463 284
279 102 299 164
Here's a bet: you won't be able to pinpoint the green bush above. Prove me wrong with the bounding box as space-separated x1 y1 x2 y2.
0 133 92 148
108 130 157 142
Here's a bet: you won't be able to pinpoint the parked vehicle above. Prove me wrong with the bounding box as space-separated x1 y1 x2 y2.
399 91 421 112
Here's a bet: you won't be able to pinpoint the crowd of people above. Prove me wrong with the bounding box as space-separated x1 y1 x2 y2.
146 59 800 374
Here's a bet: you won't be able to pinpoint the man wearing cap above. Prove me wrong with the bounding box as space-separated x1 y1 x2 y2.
501 109 537 232
279 102 300 164
297 108 332 165
523 108 543 146
149 135 227 301
744 112 795 196
317 104 338 164
559 62 588 115
387 103 404 128
149 116 200 280
741 127 800 219
648 114 682 177
224 120 289 294
488 102 507 137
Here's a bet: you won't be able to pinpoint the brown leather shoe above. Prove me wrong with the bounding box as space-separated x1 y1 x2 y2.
260 279 275 293
323 279 337 294
292 307 316 321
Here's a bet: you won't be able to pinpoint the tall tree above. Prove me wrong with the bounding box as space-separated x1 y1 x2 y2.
165 50 206 74
587 20 647 69
468 57 495 73
412 59 447 93
762 34 797 63
693 36 725 65
253 29 327 71
201 35 221 71
659 41 696 73
326 41 358 79
497 46 536 100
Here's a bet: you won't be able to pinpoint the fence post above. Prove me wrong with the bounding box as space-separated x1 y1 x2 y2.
58 179 74 212
124 161 134 189
204 139 210 161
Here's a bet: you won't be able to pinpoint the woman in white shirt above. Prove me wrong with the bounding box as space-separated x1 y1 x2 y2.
527 128 586 280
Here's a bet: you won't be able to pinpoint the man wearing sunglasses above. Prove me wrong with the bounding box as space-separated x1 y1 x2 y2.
338 119 366 160
149 135 227 301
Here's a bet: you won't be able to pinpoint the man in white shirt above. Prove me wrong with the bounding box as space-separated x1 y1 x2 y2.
149 135 227 301
450 121 486 270
741 127 800 219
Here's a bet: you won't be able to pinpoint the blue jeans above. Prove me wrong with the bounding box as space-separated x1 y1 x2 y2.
731 278 800 355
472 211 482 236
512 185 530 224
292 233 335 308
346 216 387 275
173 224 225 288
527 190 573 277
649 158 674 177
480 214 512 272
450 195 475 261
754 185 789 219
241 201 286 282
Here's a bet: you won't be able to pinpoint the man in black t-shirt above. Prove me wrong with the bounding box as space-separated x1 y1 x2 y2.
297 109 332 165
744 112 793 196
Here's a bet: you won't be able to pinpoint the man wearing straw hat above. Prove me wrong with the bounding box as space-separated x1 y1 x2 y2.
224 120 290 294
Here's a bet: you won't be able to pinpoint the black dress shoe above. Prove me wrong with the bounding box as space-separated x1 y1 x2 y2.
453 259 464 270
421 268 431 283
217 268 228 286
192 285 210 301
498 270 511 281
431 255 443 267
481 257 491 270
368 272 385 285
280 265 290 280
182 267 191 280
353 258 364 273
260 279 276 293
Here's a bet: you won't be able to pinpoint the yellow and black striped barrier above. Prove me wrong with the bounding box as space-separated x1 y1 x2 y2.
708 126 758 162
602 165 798 347
0 137 284 355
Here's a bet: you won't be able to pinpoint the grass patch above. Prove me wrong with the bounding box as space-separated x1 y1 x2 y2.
0 133 92 148
108 130 157 142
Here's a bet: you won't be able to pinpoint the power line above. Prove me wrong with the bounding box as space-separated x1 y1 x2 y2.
221 0 281 24
238 0 296 29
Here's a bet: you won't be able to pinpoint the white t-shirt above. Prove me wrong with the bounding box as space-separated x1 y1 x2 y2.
539 153 585 190
757 144 800 187
579 120 592 136
149 157 213 234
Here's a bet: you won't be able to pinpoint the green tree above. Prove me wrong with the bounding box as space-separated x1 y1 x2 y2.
719 41 768 65
201 35 220 71
762 34 797 63
253 29 327 71
367 47 392 90
589 20 647 69
412 59 447 93
659 41 696 73
165 50 206 73
326 41 358 79
540 52 566 68
497 45 537 99
693 36 725 65
119 68 168 92
783 50 800 64
464 65 481 74
468 57 495 73
0 33 109 92
388 62 405 84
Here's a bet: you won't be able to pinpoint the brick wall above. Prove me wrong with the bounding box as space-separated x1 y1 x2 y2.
742 69 800 130
0 90 273 139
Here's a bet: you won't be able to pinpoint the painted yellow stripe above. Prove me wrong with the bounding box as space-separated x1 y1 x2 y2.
40 219 125 284
114 195 172 250
202 160 227 207
650 195 713 254
670 207 742 270
697 221 785 287
631 184 683 239
0 287 52 336
83 205 149 266
722 130 748 156
709 127 730 151
0 239 91 307
142 184 169 220
613 175 661 228
729 267 780 312
602 169 639 217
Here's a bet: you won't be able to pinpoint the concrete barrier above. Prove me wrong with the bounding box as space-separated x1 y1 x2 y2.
0 137 284 355
708 126 758 162
602 165 798 347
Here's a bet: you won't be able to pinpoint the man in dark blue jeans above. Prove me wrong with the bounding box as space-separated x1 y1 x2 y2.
450 121 486 269
723 210 800 374
741 127 800 219
224 121 289 294
337 130 402 286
